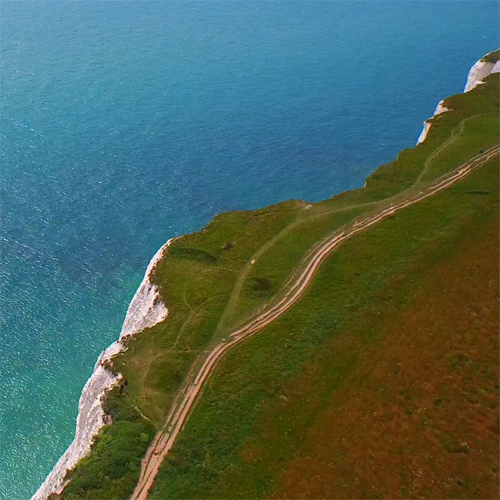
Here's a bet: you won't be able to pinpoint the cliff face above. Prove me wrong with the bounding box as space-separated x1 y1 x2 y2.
464 56 500 92
417 49 500 145
31 364 121 500
416 100 450 144
31 241 171 500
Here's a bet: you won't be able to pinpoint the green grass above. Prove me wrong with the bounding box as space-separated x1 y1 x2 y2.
149 151 499 500
60 389 156 500
59 72 499 499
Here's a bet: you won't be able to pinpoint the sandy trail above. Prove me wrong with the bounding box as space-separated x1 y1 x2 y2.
130 145 499 500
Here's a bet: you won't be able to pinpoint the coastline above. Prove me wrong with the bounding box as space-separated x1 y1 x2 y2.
32 48 500 500
416 50 500 145
31 240 172 500
464 54 500 92
416 100 449 144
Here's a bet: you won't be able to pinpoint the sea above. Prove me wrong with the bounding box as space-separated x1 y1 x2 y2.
0 1 498 498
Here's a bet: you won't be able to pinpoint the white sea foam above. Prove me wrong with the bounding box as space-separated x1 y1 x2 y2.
31 239 172 500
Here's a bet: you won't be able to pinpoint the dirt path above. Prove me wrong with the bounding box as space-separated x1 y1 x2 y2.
215 214 304 335
416 112 495 183
217 113 495 333
130 145 499 500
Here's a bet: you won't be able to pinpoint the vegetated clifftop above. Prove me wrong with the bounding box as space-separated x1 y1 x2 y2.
417 49 500 144
34 51 499 500
147 71 499 500
464 49 500 91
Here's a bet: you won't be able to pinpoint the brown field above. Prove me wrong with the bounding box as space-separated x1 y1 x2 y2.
271 214 499 499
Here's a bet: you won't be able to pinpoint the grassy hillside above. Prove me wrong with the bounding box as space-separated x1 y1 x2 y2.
150 157 499 500
58 72 499 500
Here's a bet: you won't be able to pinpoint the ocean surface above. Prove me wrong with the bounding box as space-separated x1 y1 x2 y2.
0 1 498 498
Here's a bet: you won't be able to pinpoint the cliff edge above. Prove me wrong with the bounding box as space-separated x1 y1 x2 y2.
417 49 499 144
32 50 500 500
31 242 171 500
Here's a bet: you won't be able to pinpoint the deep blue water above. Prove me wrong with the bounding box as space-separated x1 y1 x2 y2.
0 1 498 498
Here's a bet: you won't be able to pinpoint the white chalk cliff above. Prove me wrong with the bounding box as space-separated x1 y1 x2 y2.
31 240 172 500
416 100 450 144
417 50 500 144
464 55 500 92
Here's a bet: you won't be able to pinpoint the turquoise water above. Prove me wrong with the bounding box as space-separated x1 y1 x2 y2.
0 1 498 498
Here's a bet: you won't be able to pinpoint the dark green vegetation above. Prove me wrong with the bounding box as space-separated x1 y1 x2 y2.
481 49 500 63
55 390 156 500
59 72 499 499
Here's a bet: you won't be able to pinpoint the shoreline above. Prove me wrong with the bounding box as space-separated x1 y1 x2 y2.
32 48 499 500
31 240 172 500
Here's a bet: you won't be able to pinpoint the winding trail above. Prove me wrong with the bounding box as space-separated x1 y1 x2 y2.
416 112 496 183
218 112 496 332
130 145 499 500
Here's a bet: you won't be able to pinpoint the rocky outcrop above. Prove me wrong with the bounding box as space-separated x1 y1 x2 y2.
417 49 499 145
31 240 172 500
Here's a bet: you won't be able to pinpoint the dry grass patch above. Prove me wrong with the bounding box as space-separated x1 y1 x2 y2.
273 216 499 499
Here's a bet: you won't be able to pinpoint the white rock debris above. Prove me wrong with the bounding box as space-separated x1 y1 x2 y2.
31 239 173 500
